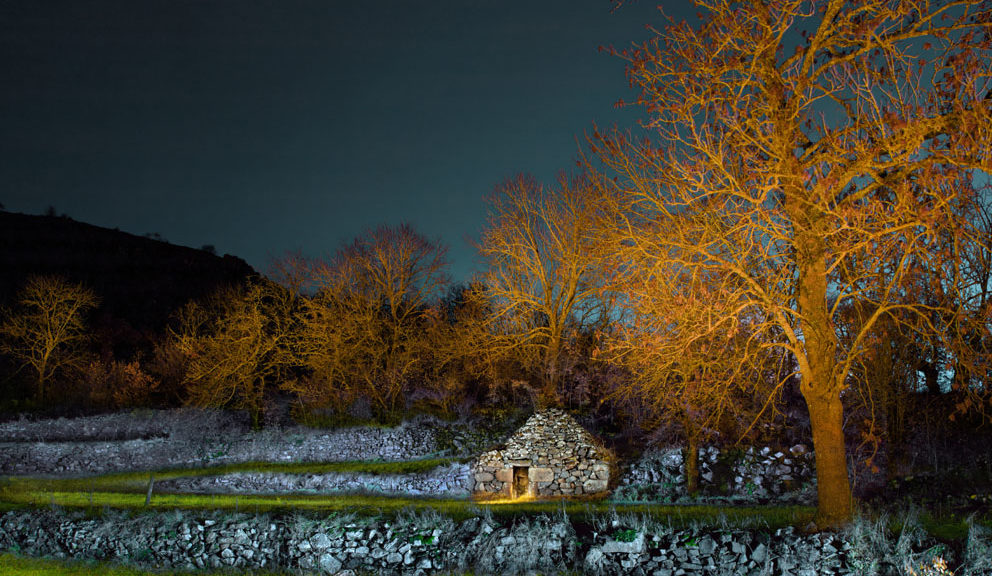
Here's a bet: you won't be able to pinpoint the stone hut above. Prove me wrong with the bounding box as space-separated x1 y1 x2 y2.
472 409 612 499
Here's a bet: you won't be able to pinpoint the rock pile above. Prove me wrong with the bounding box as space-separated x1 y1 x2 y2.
473 409 611 498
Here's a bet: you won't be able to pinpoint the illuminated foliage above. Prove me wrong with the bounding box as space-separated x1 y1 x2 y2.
606 264 785 495
0 275 99 401
477 173 612 406
290 224 449 419
174 279 296 429
593 0 992 528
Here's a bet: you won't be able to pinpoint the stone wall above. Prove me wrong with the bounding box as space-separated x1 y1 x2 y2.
2 508 985 575
0 410 491 476
473 409 611 498
156 463 473 497
615 444 816 503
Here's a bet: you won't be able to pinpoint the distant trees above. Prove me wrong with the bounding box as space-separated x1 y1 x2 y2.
591 0 992 528
0 275 99 401
477 173 611 406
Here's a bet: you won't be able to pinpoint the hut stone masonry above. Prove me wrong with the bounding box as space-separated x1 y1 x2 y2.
472 409 612 498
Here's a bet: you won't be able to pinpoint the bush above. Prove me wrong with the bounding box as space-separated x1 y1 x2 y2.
82 360 159 409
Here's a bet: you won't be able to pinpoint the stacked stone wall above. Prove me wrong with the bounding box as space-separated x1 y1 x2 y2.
2 508 984 575
615 444 816 503
156 463 472 497
0 410 495 476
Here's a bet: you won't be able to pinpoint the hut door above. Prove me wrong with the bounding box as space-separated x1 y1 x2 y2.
512 466 529 498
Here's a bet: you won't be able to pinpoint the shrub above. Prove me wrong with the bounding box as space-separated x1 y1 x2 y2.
82 360 159 409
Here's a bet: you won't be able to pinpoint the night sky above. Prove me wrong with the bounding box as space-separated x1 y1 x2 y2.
1 1 691 282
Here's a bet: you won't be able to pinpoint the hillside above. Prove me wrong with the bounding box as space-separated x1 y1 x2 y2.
0 210 257 339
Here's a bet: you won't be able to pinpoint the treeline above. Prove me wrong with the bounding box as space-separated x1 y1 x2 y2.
2 178 989 461
0 219 608 429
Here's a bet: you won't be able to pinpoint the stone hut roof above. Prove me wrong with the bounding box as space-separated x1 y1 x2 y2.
500 409 607 464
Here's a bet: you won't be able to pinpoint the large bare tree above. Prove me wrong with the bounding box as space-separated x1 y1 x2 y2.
593 0 992 527
478 173 611 406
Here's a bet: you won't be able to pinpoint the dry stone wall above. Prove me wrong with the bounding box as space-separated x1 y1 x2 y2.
156 463 472 497
2 508 983 575
473 409 611 498
0 410 490 476
615 444 817 503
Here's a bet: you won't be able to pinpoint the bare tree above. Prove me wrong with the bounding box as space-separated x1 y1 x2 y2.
0 275 99 401
606 250 785 494
478 173 612 406
175 279 296 429
592 0 992 527
292 224 449 418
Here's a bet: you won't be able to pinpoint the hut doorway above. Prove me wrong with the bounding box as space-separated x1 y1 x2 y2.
512 466 530 498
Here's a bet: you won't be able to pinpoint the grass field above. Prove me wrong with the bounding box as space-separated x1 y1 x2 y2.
0 458 818 526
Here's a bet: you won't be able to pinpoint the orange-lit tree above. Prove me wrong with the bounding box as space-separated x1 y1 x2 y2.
937 192 992 397
837 180 992 478
593 0 992 527
292 224 449 419
0 275 99 402
607 261 785 495
174 279 296 429
478 173 612 406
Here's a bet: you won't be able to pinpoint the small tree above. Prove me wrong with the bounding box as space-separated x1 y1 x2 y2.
607 260 783 495
174 279 295 429
0 275 99 402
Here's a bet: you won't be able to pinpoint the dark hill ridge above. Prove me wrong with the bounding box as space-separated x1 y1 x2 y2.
0 210 256 336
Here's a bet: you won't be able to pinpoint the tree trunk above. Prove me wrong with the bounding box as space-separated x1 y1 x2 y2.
804 389 852 529
920 360 940 395
249 406 263 431
684 437 701 497
885 382 908 482
538 334 562 408
793 219 853 528
248 384 264 430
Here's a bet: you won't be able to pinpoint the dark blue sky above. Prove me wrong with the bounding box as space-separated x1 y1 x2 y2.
1 1 690 282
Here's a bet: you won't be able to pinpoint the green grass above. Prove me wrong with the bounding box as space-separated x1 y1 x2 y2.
894 509 991 541
0 488 814 529
0 552 291 576
0 458 815 529
0 458 459 494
